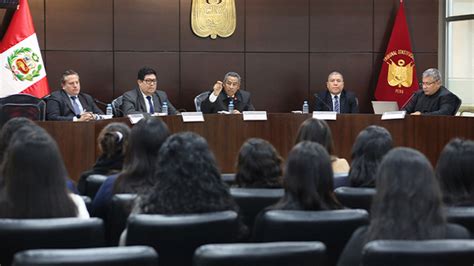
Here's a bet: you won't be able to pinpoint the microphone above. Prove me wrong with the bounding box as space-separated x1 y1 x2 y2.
314 94 332 111
401 91 417 110
94 98 108 107
95 98 125 116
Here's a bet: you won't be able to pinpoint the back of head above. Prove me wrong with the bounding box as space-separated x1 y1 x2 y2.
0 117 37 163
98 122 131 159
368 147 445 241
0 128 77 218
140 132 236 214
115 117 169 194
295 118 334 154
275 141 340 211
349 126 393 187
436 138 474 206
235 138 282 188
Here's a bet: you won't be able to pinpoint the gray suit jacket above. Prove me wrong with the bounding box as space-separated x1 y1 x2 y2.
121 88 177 115
45 90 103 121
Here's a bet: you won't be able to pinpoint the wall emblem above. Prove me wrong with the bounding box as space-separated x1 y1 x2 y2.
191 0 236 39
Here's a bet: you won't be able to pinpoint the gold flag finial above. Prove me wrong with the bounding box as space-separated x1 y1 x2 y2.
191 0 236 39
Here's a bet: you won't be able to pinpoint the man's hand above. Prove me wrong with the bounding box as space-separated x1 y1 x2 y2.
232 110 241 114
77 112 95 121
213 81 223 96
410 111 421 116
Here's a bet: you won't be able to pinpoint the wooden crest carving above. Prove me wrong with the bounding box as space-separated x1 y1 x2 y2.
191 0 236 39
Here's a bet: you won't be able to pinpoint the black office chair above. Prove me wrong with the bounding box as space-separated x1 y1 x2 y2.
230 188 284 229
12 246 158 266
193 241 327 266
446 206 474 238
111 95 123 117
0 94 46 126
0 217 105 265
125 211 241 266
334 186 376 212
106 193 138 245
254 209 369 266
362 239 474 266
194 91 210 112
84 174 108 200
221 173 236 186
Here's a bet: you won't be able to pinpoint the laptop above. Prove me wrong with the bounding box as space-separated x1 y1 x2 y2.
371 101 399 114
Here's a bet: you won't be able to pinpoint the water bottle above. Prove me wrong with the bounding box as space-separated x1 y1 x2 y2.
302 100 309 114
162 101 168 115
228 100 234 113
106 104 113 116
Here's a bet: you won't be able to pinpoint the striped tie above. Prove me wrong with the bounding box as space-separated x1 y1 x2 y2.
334 95 340 113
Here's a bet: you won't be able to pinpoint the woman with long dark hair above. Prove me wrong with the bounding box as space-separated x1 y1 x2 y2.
436 138 474 206
0 127 88 218
337 148 469 266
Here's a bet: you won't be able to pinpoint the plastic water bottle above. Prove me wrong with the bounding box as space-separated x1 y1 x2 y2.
162 101 168 115
228 100 234 113
106 104 113 116
302 101 309 114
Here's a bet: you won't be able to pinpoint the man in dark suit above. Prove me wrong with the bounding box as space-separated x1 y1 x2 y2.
314 71 359 113
200 72 255 114
46 70 103 121
121 67 178 115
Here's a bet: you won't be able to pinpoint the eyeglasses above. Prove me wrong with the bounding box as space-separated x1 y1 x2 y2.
421 80 439 86
143 79 157 85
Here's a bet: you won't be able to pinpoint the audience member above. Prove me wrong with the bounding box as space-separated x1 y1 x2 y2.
268 141 342 211
77 122 131 194
0 117 37 163
314 71 359 113
337 147 469 266
436 138 474 206
235 138 282 188
0 127 89 218
295 118 350 174
348 125 393 187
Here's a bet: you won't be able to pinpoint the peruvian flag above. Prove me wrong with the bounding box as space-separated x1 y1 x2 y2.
0 0 50 98
374 0 418 108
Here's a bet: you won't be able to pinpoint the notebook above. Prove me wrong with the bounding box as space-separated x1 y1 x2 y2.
371 101 399 114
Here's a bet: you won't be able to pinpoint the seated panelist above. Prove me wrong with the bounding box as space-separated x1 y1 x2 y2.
121 67 178 115
45 70 103 121
314 71 358 113
201 72 255 114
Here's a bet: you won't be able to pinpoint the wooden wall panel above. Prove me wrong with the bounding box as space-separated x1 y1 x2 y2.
45 52 114 104
246 0 309 52
310 0 373 52
114 0 179 51
246 53 309 112
30 0 45 49
180 53 245 111
45 0 113 50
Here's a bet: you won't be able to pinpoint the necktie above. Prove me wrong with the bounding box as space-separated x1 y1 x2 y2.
70 96 81 115
334 95 340 113
146 96 155 114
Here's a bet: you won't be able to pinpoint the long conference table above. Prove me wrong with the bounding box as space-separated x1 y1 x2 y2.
37 114 474 182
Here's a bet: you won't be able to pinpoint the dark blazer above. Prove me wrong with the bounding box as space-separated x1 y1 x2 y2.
121 88 177 115
200 89 255 114
314 90 359 113
402 86 460 116
45 90 103 121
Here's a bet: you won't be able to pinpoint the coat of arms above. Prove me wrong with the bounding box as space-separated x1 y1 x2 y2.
5 47 43 82
387 58 414 88
191 0 236 39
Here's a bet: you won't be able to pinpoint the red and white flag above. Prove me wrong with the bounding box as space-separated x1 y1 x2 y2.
374 0 418 108
0 0 50 98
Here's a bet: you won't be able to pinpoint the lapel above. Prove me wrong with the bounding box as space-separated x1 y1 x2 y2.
61 90 76 114
152 92 162 111
339 90 346 113
136 88 147 112
325 92 334 111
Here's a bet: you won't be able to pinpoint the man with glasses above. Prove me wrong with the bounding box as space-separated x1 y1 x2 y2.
402 68 460 116
46 70 103 121
121 67 178 115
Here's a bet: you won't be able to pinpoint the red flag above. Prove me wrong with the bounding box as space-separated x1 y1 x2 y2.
0 0 50 98
374 0 418 108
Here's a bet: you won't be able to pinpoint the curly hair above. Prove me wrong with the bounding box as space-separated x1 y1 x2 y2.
235 138 282 188
139 132 238 214
367 147 446 241
348 125 393 187
436 138 474 206
113 117 169 194
271 141 341 211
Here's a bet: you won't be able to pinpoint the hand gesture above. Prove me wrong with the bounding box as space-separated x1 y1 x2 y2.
213 81 223 96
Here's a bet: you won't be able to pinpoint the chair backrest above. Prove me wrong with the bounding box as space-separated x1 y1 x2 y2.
12 246 158 266
106 193 138 245
334 186 376 212
126 211 240 266
333 173 350 189
230 188 284 229
221 173 236 185
254 209 369 266
0 94 46 126
80 195 93 214
194 91 210 111
84 174 108 200
453 95 462 115
363 239 474 266
446 206 474 238
0 217 105 265
111 95 123 117
193 241 327 266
